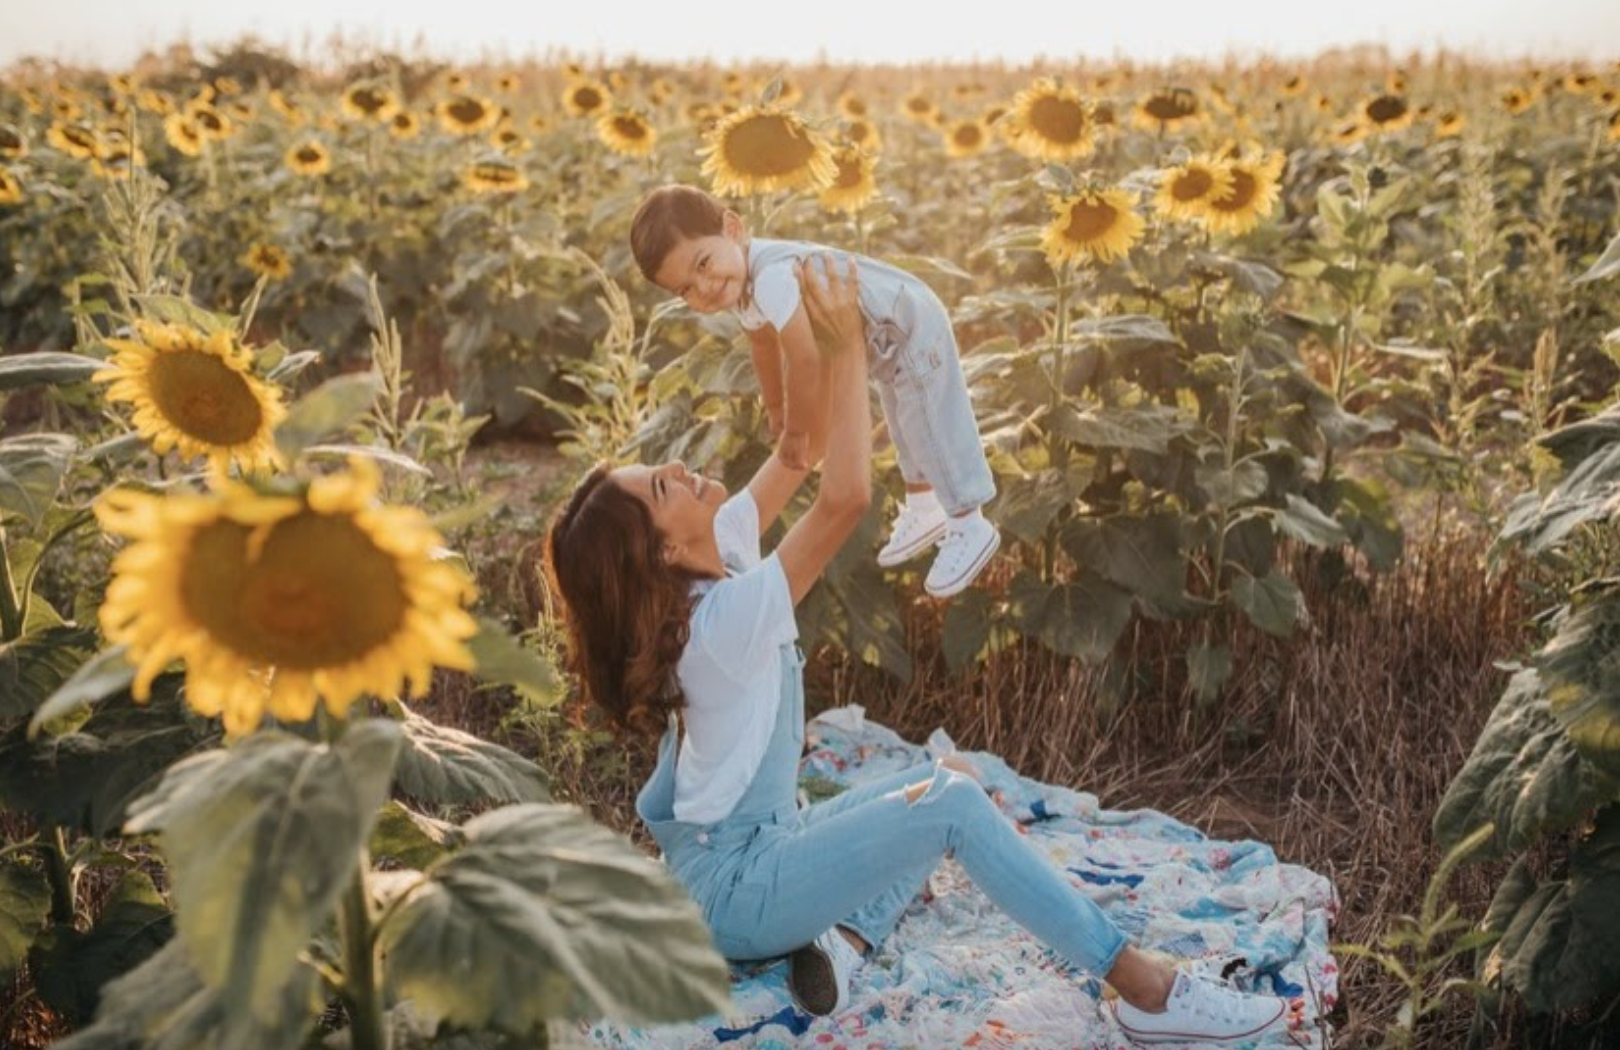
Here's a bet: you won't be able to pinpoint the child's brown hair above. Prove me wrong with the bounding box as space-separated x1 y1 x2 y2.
628 184 729 284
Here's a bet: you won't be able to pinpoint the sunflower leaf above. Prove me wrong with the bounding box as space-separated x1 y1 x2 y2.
0 860 51 980
0 433 76 530
1230 571 1304 637
28 646 137 735
1574 230 1620 285
0 351 104 391
30 870 174 1024
123 721 402 1029
391 705 550 806
302 442 432 476
467 618 564 704
378 803 734 1029
274 372 383 461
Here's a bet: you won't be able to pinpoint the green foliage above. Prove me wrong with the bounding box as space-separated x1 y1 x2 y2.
390 704 551 806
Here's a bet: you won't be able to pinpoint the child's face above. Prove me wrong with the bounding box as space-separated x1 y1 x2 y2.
651 210 748 314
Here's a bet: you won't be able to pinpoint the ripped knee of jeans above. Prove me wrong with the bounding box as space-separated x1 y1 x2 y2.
895 769 963 808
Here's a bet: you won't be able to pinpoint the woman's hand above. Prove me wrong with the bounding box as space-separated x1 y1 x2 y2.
795 254 863 354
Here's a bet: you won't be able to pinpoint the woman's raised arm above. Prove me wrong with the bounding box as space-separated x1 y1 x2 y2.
772 254 872 606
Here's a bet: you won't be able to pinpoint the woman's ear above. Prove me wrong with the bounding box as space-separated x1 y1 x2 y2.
722 208 743 240
661 539 683 567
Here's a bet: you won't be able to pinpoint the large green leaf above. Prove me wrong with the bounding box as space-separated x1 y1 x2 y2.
1434 669 1619 859
379 803 733 1031
28 646 137 732
1187 643 1233 706
823 557 912 683
1068 315 1180 354
1050 403 1188 455
392 705 550 806
51 938 322 1050
31 870 174 1024
0 675 217 837
1190 251 1284 302
993 469 1075 545
466 617 564 703
1195 459 1268 508
1330 475 1403 572
0 351 105 390
0 433 76 529
123 721 401 1028
1230 571 1303 637
1061 513 1186 604
1008 572 1132 663
0 860 51 979
941 589 993 674
1274 494 1350 548
370 800 464 870
1574 230 1620 284
1486 805 1620 1013
1538 592 1620 777
273 372 382 461
0 623 97 723
1500 439 1620 555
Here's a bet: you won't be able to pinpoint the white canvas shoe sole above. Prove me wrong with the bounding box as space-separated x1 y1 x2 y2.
877 516 948 568
924 528 1001 598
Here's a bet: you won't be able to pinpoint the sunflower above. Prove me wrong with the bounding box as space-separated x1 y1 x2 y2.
497 73 522 93
837 92 868 119
899 92 937 123
1040 188 1143 267
94 319 285 475
1328 118 1367 146
94 458 479 735
942 118 989 158
528 114 552 134
1006 78 1094 161
1564 72 1599 95
214 76 243 97
0 124 26 159
286 140 331 176
1280 74 1308 98
1435 111 1467 138
51 97 83 122
563 78 612 119
164 114 206 156
721 72 747 96
0 169 23 207
226 101 255 123
1133 88 1202 132
1502 87 1535 115
137 90 175 116
463 159 530 194
1608 109 1620 143
489 125 530 153
96 93 129 119
436 93 499 135
92 139 144 180
110 73 135 95
1360 94 1413 132
597 109 657 156
342 82 399 122
1198 153 1284 236
1154 156 1234 221
762 77 803 107
844 118 882 153
818 146 878 215
267 90 300 121
699 104 836 198
389 111 421 140
47 121 99 160
241 242 292 281
188 104 234 142
1385 70 1409 94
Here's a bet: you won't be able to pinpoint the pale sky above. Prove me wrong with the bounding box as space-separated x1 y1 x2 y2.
3 0 1618 70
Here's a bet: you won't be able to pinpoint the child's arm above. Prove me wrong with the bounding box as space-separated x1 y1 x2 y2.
776 304 830 470
747 326 786 439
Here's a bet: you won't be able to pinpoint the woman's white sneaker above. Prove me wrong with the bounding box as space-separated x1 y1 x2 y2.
1112 969 1289 1045
786 926 865 1016
924 514 1000 598
877 500 948 568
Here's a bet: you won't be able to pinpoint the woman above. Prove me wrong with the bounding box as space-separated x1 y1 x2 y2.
546 256 1289 1044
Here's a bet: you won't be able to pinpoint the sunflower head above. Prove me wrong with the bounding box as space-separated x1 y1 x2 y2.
286 140 331 176
1007 78 1094 161
0 124 27 159
1435 111 1467 138
94 319 286 475
47 121 100 160
0 168 24 207
597 109 657 156
943 118 989 158
1154 156 1234 221
92 139 144 180
95 458 479 735
1361 94 1413 131
463 159 530 194
1502 87 1535 115
1040 187 1144 268
818 146 878 215
436 94 500 135
497 73 522 93
1197 154 1284 236
1133 88 1202 131
389 111 421 139
900 93 937 122
214 75 244 97
138 90 175 115
563 78 612 119
342 82 399 122
699 104 836 198
1608 108 1620 143
844 118 881 152
1280 74 1308 98
162 113 205 157
241 242 293 281
838 92 868 119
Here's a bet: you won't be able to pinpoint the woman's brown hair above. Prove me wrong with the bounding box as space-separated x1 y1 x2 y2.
543 464 706 737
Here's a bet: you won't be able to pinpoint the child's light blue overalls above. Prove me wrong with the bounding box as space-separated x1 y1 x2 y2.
635 637 1129 973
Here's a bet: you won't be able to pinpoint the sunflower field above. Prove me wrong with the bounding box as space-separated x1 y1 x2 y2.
2 38 1620 1050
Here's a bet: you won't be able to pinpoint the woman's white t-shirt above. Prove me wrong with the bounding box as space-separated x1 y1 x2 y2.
672 489 799 824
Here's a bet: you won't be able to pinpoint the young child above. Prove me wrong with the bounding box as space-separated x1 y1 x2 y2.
628 184 1000 598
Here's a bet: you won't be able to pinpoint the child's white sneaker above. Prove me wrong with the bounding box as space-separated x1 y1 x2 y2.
877 498 948 568
924 513 1000 598
1111 969 1289 1045
786 926 865 1016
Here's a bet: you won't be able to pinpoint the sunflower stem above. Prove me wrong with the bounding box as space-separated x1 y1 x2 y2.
0 526 23 642
44 825 76 926
338 860 387 1050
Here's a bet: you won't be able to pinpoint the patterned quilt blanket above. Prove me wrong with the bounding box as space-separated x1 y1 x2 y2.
582 705 1339 1049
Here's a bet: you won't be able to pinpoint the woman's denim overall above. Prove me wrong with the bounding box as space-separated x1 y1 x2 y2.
636 640 1127 973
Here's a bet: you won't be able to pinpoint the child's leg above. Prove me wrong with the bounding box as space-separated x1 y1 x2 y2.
714 768 1128 976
